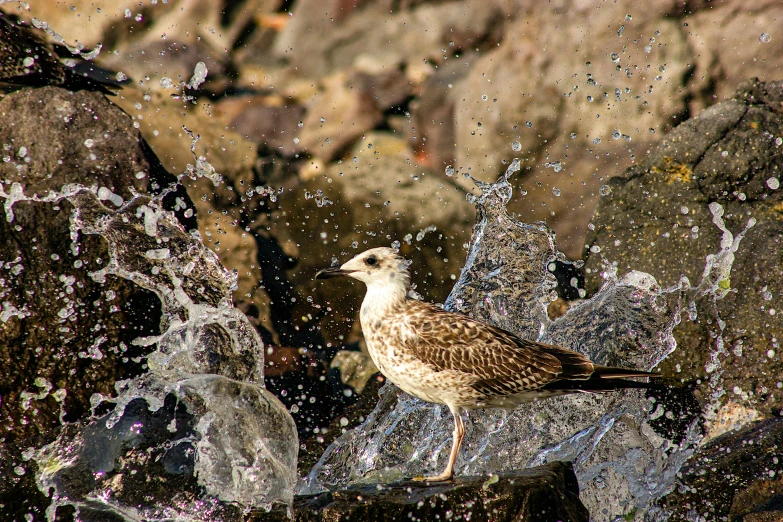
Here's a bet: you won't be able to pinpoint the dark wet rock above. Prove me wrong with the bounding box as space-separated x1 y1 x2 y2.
296 373 386 476
660 418 783 521
585 79 783 426
0 85 278 520
0 16 118 95
0 86 193 444
262 461 588 522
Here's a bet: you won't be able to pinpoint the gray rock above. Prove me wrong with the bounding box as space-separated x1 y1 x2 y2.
0 86 298 520
0 86 194 519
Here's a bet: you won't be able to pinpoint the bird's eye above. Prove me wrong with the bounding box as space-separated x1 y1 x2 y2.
365 256 377 266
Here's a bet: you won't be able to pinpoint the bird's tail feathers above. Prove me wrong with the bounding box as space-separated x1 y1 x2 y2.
544 365 662 393
592 365 661 380
544 375 662 393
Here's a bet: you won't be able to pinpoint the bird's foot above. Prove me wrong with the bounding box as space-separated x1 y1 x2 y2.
412 472 453 483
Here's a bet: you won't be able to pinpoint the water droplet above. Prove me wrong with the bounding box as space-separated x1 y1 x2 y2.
599 185 611 196
481 94 488 101
552 187 561 196
545 161 563 173
320 117 326 123
511 141 521 152
767 177 780 190
612 130 621 140
445 165 454 177
610 52 620 63
760 33 771 43
83 139 94 148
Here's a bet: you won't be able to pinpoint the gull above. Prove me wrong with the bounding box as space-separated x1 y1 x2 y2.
316 247 660 482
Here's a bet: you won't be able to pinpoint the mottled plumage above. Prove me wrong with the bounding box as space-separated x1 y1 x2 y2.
316 247 659 481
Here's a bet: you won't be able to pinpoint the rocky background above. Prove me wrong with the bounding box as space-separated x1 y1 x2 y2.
1 0 783 520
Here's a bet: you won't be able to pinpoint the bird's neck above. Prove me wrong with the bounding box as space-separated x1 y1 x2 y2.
360 280 408 321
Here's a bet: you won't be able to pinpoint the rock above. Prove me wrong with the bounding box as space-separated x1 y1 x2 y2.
330 350 378 394
110 86 266 310
262 462 588 522
8 0 126 50
297 72 384 162
585 79 783 429
273 0 505 80
0 85 299 519
223 97 306 156
0 85 193 518
0 86 193 442
408 58 472 171
659 418 783 521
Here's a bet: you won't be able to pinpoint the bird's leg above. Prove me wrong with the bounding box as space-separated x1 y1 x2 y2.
417 406 464 482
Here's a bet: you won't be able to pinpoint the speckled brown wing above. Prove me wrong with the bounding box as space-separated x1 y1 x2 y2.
400 301 595 399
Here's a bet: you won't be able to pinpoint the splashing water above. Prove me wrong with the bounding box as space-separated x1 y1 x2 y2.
2 184 298 520
301 169 754 520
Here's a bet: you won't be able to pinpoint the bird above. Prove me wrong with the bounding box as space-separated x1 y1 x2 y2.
315 247 661 482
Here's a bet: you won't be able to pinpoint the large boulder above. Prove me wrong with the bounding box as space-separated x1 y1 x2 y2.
585 79 783 429
0 86 297 520
584 79 783 517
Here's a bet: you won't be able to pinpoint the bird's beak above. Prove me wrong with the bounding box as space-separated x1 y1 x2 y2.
315 267 354 280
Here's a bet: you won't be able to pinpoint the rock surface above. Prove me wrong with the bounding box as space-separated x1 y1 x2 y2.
262 462 588 522
0 86 298 520
585 79 783 430
585 79 783 519
660 418 783 521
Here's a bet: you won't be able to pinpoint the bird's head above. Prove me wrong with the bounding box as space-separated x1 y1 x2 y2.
315 247 411 290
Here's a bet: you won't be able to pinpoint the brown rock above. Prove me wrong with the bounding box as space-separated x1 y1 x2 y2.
273 0 505 79
298 72 384 162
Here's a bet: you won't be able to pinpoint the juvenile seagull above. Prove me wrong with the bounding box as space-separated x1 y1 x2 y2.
316 247 660 482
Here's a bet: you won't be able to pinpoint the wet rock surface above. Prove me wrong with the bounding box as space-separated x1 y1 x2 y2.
586 79 783 429
0 85 297 520
0 86 191 518
661 418 783 521
585 79 783 519
263 462 587 522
